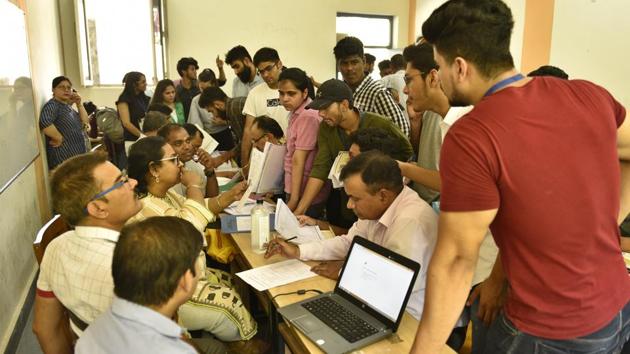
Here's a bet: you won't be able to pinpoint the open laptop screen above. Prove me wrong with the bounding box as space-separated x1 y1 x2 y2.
337 242 416 322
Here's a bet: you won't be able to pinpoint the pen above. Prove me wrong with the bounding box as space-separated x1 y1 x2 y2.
285 236 298 242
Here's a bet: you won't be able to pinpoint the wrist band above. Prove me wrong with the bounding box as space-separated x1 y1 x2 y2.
189 184 203 190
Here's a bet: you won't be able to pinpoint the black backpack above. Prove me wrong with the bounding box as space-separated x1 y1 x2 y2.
95 107 124 144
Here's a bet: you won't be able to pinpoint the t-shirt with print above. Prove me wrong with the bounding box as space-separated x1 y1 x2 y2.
439 76 630 339
242 83 289 133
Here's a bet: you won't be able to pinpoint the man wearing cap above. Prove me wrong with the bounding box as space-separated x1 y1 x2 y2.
293 79 413 233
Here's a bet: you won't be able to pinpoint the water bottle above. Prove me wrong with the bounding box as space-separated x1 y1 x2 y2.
251 200 270 253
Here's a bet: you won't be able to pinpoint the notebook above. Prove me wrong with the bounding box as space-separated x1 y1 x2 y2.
278 237 420 354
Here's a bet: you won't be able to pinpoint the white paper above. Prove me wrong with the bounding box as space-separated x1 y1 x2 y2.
224 200 274 215
247 142 286 194
328 151 350 189
196 124 219 154
236 259 317 291
274 199 324 244
236 184 256 212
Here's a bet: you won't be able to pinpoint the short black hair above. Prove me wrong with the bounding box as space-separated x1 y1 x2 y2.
364 53 376 64
378 60 391 71
198 87 228 109
142 111 169 133
176 57 199 77
225 45 251 65
253 116 284 139
183 123 202 140
157 123 184 140
198 68 217 84
147 103 173 115
253 47 280 67
349 127 400 158
390 54 405 70
527 65 569 80
52 76 71 89
113 216 202 307
422 0 515 78
339 150 403 195
334 36 364 61
127 136 168 196
403 42 438 78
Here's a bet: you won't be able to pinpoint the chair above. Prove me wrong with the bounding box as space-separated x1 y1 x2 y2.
33 214 71 264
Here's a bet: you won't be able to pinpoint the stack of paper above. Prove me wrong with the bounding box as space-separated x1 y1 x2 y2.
328 151 350 188
236 259 317 291
194 124 219 154
247 142 287 194
274 199 324 244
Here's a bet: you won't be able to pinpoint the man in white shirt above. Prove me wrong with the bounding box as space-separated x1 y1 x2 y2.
33 152 142 353
240 47 289 167
380 53 407 110
265 151 438 321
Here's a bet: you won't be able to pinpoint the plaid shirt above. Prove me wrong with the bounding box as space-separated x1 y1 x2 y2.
37 227 119 334
352 76 410 136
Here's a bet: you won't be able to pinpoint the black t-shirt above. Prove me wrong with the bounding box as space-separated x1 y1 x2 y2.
176 80 200 121
117 93 150 141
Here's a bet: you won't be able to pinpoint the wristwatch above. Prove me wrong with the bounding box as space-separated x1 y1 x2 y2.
204 169 216 177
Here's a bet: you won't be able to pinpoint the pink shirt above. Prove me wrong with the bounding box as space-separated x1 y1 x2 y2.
284 98 328 204
298 186 438 320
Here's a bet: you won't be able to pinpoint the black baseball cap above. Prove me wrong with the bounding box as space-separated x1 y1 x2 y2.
306 79 354 110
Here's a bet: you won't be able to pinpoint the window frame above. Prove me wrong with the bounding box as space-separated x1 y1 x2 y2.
336 12 394 49
73 0 167 87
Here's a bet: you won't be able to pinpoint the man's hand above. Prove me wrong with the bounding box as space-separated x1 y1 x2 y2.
196 148 216 170
311 261 344 280
296 215 317 226
216 55 224 70
287 198 299 211
211 117 229 126
264 237 300 259
466 277 507 326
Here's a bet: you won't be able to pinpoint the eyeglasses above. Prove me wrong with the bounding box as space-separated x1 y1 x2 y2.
404 73 423 86
257 63 277 75
251 134 267 144
156 155 180 165
88 170 130 202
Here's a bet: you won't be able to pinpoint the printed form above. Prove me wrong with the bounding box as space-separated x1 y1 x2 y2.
236 259 317 291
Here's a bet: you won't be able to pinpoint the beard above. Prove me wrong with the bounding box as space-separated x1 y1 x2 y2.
237 66 252 83
448 90 470 107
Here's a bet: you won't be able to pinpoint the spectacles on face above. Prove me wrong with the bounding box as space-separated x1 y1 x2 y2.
257 63 277 76
404 66 439 86
251 133 267 144
56 85 72 91
156 155 180 165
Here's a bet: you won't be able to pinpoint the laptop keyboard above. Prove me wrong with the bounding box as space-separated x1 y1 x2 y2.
301 297 379 343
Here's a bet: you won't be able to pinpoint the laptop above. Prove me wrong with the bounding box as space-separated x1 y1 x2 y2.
278 236 420 354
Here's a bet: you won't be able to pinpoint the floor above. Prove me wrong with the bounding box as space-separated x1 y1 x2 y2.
12 306 42 354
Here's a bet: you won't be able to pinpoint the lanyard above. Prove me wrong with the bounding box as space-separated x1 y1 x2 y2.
483 73 524 97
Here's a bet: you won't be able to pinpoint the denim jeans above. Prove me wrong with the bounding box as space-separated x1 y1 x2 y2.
470 295 491 354
484 300 630 354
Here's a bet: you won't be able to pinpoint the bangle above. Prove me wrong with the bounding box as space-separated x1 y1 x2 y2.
189 184 203 190
214 194 223 210
204 169 216 177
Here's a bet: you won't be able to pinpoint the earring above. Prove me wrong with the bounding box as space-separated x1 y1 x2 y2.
153 174 160 184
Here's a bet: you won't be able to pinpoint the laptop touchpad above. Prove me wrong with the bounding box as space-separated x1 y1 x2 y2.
294 316 322 333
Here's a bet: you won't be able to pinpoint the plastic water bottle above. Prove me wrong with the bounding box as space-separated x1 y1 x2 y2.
251 200 269 253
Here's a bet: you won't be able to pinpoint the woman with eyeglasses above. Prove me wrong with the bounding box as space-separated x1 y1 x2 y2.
126 136 257 342
39 76 90 169
277 68 329 217
149 79 186 125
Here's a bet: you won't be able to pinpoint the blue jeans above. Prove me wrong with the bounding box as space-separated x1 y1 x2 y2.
470 295 490 354
484 300 630 354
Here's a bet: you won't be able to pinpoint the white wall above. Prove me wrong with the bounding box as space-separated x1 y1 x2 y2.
0 0 61 349
550 0 630 107
415 0 526 70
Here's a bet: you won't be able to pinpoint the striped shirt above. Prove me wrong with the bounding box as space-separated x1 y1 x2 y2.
352 76 410 137
39 98 89 169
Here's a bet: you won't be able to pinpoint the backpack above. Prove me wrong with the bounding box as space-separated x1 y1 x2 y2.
95 107 124 144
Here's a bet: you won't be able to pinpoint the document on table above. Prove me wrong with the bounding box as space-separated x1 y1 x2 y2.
236 259 317 291
275 199 324 244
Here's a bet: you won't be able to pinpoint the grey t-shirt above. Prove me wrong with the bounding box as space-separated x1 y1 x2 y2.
231 74 264 98
188 94 228 134
412 110 442 203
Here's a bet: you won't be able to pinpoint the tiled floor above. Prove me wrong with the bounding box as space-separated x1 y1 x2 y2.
14 306 42 354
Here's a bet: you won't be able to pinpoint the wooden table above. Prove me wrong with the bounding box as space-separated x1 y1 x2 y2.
228 232 455 354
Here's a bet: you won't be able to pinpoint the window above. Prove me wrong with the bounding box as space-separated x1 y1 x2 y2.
75 0 166 86
336 13 394 49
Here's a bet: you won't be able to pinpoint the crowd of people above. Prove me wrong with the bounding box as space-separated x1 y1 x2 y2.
34 0 629 353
